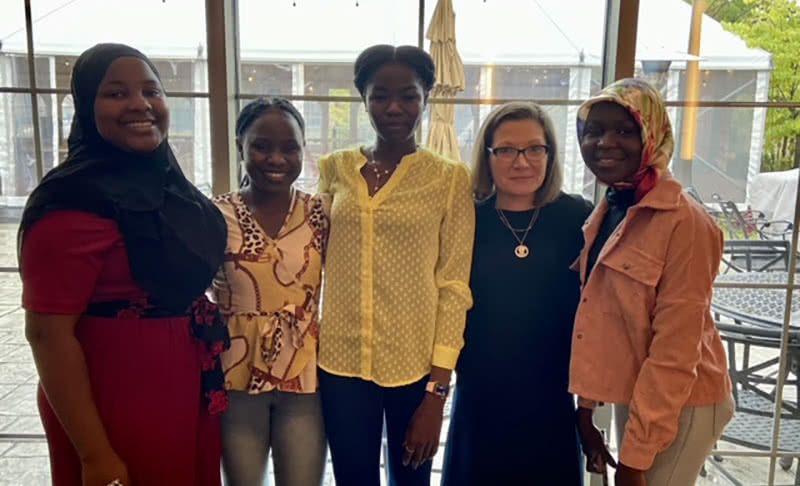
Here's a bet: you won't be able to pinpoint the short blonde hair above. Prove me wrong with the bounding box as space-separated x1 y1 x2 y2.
472 102 563 206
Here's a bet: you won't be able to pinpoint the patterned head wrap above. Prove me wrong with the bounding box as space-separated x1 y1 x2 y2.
577 78 674 202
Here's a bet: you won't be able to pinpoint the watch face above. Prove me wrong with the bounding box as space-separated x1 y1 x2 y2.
427 381 449 398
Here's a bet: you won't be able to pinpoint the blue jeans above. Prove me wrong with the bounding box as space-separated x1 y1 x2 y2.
220 390 327 486
318 369 432 486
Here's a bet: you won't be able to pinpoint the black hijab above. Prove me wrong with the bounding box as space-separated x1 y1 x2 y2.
19 43 227 313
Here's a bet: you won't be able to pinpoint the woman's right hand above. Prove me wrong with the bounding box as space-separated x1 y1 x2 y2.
577 407 617 474
81 450 131 486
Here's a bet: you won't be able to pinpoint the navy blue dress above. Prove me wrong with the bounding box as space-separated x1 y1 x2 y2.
442 193 592 486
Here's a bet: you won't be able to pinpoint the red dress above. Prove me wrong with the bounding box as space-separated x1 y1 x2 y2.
22 210 222 486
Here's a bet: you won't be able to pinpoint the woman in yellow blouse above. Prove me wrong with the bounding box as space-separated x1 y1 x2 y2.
210 98 329 486
318 44 475 486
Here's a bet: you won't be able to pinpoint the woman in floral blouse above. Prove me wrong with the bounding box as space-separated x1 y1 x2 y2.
210 97 329 486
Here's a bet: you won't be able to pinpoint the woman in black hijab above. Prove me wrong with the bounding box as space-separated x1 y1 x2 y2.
19 43 228 486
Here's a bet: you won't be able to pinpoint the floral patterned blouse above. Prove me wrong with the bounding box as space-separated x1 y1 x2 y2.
210 190 329 394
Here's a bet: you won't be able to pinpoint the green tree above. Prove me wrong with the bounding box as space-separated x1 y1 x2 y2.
719 0 800 171
684 0 750 22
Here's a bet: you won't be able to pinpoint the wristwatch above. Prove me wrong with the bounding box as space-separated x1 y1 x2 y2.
425 381 450 399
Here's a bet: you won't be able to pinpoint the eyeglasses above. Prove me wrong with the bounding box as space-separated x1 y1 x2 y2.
487 144 549 163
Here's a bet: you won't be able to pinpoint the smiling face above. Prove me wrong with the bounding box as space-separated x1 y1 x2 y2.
93 56 169 153
363 62 427 146
489 118 549 203
238 109 304 194
580 101 643 185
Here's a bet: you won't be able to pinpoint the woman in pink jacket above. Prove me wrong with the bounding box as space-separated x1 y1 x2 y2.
570 78 734 486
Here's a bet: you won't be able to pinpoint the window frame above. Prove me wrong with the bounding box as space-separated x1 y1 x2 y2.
2 1 800 484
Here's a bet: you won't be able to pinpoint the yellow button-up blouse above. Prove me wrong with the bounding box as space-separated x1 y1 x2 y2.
318 147 475 387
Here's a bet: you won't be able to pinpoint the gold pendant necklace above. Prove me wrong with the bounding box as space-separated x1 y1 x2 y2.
496 206 541 259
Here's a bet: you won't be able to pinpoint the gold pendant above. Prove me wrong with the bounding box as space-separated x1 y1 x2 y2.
515 245 529 258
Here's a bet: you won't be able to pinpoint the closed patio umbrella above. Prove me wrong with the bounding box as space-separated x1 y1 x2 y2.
426 0 465 161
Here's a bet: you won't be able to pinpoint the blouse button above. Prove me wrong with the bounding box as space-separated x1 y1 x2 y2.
576 333 584 339
623 263 631 270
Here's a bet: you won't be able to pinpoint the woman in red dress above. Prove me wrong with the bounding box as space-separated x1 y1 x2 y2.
18 43 229 486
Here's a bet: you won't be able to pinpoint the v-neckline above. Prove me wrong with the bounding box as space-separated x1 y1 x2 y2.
357 146 418 205
236 189 297 241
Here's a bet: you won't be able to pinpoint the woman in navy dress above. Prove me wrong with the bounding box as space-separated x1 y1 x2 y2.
442 102 592 485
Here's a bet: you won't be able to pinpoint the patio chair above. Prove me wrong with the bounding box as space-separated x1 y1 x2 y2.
713 193 793 241
761 219 795 241
685 186 723 219
706 322 800 486
721 240 792 273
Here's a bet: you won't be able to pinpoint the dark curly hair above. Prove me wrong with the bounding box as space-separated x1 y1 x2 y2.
353 45 436 97
236 97 306 140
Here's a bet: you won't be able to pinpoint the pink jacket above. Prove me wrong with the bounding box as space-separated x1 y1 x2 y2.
569 174 732 470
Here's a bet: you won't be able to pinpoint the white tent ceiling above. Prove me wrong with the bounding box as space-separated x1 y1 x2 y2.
0 0 771 69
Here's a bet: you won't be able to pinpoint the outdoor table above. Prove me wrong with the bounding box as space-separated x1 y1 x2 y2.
710 271 800 482
713 271 799 328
